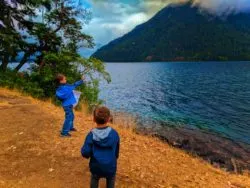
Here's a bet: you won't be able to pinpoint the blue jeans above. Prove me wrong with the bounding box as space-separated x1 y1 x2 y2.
90 174 115 188
61 105 74 135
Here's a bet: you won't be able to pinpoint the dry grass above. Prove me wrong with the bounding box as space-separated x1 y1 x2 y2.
111 111 137 131
0 88 250 188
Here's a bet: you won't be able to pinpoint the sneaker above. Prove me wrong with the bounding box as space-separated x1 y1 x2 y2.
61 133 71 137
70 128 77 132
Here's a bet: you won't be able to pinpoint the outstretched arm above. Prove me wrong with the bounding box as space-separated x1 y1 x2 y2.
73 75 85 89
81 132 93 159
73 80 84 88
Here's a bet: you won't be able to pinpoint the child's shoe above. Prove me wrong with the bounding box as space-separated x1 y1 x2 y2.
61 133 71 137
70 128 77 132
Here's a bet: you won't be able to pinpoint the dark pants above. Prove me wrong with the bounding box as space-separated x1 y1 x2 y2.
90 174 115 188
61 105 74 135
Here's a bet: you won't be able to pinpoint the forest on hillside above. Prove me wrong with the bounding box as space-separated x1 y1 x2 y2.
93 3 250 62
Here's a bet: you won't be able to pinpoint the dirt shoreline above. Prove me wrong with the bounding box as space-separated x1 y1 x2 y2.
1 88 250 188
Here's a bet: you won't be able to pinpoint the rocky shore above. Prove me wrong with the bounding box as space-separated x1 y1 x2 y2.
138 125 250 173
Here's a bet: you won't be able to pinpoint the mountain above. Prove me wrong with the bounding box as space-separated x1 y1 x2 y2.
92 2 250 62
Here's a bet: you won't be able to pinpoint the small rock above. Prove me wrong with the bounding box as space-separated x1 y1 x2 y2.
7 145 17 151
49 168 54 172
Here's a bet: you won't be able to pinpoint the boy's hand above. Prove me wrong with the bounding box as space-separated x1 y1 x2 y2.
81 75 86 81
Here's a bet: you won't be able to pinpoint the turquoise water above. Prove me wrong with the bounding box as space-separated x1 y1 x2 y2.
99 62 250 144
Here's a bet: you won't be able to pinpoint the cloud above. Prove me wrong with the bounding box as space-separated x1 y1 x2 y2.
140 0 250 14
85 1 149 41
86 12 148 44
193 0 250 14
82 0 181 57
82 0 152 56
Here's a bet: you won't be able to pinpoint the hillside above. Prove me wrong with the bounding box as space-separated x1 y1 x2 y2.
1 88 250 187
92 2 250 62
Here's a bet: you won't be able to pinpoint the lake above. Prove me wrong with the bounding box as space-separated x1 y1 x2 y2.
99 62 250 145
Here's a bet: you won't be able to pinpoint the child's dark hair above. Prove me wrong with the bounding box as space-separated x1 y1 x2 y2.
93 106 111 124
55 74 65 85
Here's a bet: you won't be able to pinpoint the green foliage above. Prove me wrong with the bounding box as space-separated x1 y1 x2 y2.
0 0 111 110
0 55 110 110
40 50 111 110
93 3 250 62
0 0 94 71
0 0 51 71
0 69 46 98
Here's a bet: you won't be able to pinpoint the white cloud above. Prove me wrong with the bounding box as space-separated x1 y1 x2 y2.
193 0 250 14
82 0 153 56
98 12 148 39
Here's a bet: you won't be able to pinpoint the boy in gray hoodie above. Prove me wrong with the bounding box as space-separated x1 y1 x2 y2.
81 106 120 188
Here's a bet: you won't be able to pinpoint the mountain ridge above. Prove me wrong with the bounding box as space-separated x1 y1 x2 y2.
92 2 250 62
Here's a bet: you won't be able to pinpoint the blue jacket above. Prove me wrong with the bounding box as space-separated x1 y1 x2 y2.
56 80 84 107
81 126 120 177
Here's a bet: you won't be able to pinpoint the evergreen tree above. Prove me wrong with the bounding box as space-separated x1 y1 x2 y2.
0 0 49 71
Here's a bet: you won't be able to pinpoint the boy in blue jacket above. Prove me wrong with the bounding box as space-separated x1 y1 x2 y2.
81 106 120 188
55 74 85 137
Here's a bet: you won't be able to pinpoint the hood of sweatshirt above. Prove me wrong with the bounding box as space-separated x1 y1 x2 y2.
91 127 114 148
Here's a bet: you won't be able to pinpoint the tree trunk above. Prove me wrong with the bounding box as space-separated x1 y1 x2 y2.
37 55 45 70
0 54 9 72
14 52 30 72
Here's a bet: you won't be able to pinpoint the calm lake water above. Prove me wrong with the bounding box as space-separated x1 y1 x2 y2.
99 62 250 144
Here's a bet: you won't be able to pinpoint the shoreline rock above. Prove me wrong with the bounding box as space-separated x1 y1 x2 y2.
137 125 250 173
